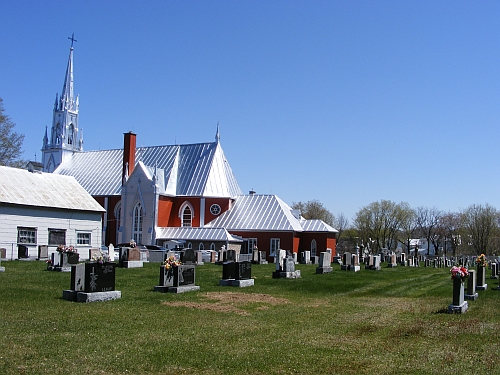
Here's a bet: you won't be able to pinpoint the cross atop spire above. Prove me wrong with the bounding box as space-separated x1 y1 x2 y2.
68 33 77 48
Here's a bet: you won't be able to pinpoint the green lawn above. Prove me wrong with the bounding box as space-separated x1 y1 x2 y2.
0 261 499 375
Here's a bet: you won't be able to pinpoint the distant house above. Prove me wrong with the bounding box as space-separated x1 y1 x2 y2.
0 166 105 260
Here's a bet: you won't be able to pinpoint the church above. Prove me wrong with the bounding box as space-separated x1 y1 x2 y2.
41 40 338 260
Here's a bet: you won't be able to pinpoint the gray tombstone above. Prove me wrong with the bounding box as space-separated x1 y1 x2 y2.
276 249 286 271
283 256 295 272
38 245 48 259
465 269 478 300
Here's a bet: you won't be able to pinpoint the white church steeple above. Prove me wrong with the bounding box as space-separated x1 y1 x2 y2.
42 34 83 173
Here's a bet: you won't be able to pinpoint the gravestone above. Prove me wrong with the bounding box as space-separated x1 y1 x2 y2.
226 249 237 262
400 253 406 266
210 251 217 263
119 247 143 268
476 266 488 291
51 251 79 272
154 264 200 293
464 269 478 301
448 277 468 314
366 255 381 271
316 252 332 274
108 244 115 262
341 252 351 271
195 251 204 266
388 253 397 268
490 263 498 279
273 250 300 279
63 262 120 303
37 245 48 260
350 254 360 272
252 249 259 263
300 251 311 265
258 251 268 265
219 261 254 287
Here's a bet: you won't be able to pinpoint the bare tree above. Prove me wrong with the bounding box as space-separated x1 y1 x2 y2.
353 200 408 252
292 200 334 226
333 212 349 240
461 204 499 255
397 204 418 256
438 212 462 257
415 206 442 255
0 98 25 168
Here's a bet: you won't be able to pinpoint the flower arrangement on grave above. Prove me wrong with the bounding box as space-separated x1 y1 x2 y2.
56 245 77 253
163 255 182 270
129 239 137 248
450 266 469 281
475 253 487 268
91 251 112 264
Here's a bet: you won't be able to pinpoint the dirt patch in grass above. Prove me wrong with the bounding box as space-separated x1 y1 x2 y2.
162 292 290 316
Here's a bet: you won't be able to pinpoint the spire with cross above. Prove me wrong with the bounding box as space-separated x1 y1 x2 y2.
68 33 77 48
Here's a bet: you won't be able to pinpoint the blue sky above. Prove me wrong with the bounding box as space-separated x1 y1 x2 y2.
2 1 500 222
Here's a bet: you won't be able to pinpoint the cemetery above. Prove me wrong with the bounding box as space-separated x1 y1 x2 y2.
0 254 499 375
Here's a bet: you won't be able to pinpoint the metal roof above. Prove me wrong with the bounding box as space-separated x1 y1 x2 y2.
156 227 243 242
205 194 338 233
205 194 305 232
0 166 105 212
55 141 242 198
300 219 338 233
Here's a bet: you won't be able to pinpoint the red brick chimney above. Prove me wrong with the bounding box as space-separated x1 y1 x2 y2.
122 131 136 184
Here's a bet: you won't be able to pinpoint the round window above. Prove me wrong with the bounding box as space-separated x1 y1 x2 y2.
210 204 221 215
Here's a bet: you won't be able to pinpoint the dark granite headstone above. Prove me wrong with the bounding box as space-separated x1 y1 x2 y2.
61 252 79 268
84 262 116 292
183 248 196 264
173 265 195 286
159 266 175 287
238 262 252 280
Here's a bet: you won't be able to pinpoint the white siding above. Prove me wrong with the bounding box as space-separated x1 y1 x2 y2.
0 205 102 260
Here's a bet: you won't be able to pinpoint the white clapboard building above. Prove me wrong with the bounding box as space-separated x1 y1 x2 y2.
0 165 105 260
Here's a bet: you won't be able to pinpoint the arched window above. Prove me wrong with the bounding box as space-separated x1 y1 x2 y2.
179 202 194 227
68 124 74 145
210 243 216 251
187 242 193 249
198 243 204 250
114 201 122 244
133 202 143 244
311 239 317 257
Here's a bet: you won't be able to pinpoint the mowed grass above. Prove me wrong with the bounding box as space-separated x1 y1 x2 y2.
0 261 499 375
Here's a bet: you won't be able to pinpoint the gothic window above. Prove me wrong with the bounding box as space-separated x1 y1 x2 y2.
133 202 143 244
180 202 194 227
55 123 62 144
198 243 204 250
68 124 74 145
114 201 122 244
210 243 216 251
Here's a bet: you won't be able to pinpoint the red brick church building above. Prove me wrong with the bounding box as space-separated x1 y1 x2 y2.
41 41 337 260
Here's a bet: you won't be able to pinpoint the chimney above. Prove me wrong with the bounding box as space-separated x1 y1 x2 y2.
122 131 136 183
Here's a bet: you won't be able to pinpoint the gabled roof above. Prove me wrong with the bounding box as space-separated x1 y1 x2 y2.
206 194 304 232
205 194 338 233
156 227 243 242
300 219 338 233
55 141 242 198
0 166 105 212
